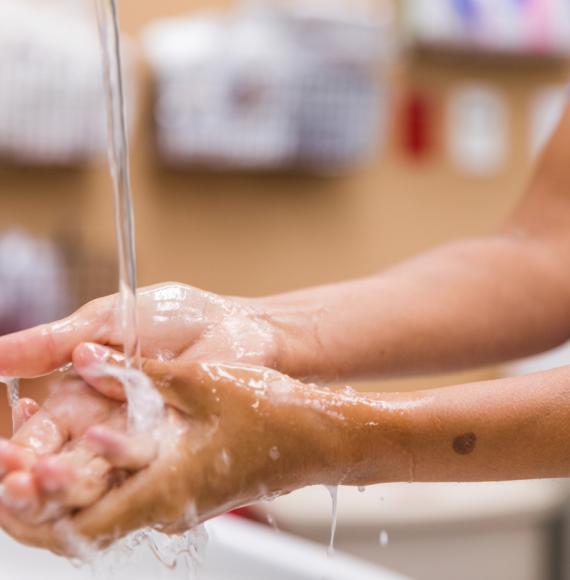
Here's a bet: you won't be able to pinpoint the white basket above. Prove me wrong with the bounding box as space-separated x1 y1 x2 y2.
0 0 135 166
144 3 390 173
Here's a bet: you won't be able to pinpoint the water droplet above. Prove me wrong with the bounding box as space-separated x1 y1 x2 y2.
266 513 279 532
379 530 389 547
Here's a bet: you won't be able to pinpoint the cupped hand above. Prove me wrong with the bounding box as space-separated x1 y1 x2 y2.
0 344 346 555
0 283 283 379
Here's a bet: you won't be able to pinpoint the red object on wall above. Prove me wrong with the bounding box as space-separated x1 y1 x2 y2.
401 88 433 160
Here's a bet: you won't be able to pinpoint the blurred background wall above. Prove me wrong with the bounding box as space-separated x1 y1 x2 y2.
2 0 568 391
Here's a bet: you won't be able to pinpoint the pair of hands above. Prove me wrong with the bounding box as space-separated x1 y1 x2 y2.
0 284 343 554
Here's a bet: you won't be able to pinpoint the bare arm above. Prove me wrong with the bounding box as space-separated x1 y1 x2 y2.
0 353 568 553
263 105 570 381
332 365 570 484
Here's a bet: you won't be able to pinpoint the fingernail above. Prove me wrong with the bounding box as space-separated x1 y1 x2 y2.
83 343 111 364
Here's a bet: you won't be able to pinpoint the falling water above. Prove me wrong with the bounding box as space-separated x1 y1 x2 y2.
88 1 208 573
95 0 140 370
326 485 339 557
0 377 19 433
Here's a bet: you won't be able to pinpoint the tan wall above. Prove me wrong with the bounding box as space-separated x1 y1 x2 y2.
2 2 567 295
0 1 569 435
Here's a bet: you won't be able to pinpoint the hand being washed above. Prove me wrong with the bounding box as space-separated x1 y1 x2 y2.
0 343 353 555
0 283 299 379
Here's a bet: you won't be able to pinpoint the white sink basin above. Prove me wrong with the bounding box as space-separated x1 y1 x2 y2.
0 516 408 580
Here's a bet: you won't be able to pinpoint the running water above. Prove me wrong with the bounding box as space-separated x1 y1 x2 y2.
88 1 207 573
95 0 140 370
0 377 19 433
326 486 339 557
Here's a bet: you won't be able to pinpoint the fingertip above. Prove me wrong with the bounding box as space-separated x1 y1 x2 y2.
86 426 155 470
13 399 40 433
72 343 113 371
1 471 39 514
85 426 124 456
0 440 35 476
34 457 75 496
72 344 127 401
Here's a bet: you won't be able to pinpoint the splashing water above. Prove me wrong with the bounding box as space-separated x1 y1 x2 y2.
90 526 209 579
95 0 140 371
94 363 164 434
0 377 20 434
325 485 339 557
56 518 208 579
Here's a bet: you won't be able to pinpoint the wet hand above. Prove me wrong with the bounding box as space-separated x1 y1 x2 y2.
0 344 347 555
0 283 283 379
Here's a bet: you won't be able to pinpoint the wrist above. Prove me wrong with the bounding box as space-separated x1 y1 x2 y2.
327 390 418 486
251 295 328 380
268 387 410 489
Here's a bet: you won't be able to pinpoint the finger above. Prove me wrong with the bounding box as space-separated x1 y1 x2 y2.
42 376 117 441
0 440 37 478
86 426 157 471
73 419 192 543
34 454 112 512
0 295 115 378
73 343 178 406
34 405 127 513
1 379 115 480
12 410 67 456
13 398 40 433
74 343 228 419
0 471 41 516
72 344 129 401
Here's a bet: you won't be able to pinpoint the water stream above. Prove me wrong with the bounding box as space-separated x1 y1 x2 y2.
326 485 339 557
94 0 140 371
90 1 211 574
0 377 19 433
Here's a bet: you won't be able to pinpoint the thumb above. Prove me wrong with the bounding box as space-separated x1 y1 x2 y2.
72 343 191 413
72 344 166 400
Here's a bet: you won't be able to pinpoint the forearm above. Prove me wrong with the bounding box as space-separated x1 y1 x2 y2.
261 234 570 381
262 106 570 382
332 366 570 485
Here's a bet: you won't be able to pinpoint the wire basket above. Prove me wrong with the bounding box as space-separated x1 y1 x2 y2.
0 0 136 166
144 2 391 174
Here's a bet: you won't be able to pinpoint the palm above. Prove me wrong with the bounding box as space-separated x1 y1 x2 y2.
0 283 278 379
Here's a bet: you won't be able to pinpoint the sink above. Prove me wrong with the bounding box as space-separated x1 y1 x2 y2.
0 515 408 580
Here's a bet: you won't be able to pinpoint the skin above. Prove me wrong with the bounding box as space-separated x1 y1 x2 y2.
0 347 352 553
0 107 569 552
0 345 569 556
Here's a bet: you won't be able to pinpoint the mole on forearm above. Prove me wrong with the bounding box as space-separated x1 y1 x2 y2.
452 432 477 455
